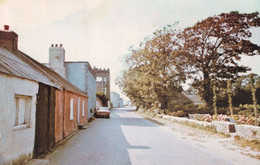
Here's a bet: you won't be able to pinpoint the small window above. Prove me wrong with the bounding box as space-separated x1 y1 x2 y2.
103 78 106 84
78 97 80 122
13 95 31 130
96 77 102 82
82 101 85 116
103 88 107 95
70 98 74 120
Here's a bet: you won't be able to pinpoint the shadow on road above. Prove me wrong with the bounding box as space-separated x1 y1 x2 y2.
41 107 151 165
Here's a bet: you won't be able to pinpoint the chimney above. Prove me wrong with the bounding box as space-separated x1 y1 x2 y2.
0 25 18 51
49 43 66 78
4 25 9 30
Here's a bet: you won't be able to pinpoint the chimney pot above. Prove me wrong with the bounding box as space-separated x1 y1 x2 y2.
51 44 54 47
55 44 58 47
60 44 62 47
4 25 9 31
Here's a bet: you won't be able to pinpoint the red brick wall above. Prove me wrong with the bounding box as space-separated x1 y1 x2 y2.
78 97 88 126
55 89 88 142
55 90 64 143
63 91 78 137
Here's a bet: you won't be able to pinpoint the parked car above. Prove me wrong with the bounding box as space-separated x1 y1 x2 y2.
96 107 110 118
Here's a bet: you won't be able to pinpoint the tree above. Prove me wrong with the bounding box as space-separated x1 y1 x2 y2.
227 79 234 117
178 11 260 108
249 74 259 125
96 92 109 106
118 24 186 112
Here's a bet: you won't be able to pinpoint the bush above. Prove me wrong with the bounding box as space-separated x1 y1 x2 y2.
236 115 260 126
193 114 213 122
168 110 188 117
237 104 260 116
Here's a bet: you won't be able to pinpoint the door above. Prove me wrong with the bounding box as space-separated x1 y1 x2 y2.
34 83 55 157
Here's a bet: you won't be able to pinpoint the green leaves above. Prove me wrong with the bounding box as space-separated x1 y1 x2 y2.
118 24 185 110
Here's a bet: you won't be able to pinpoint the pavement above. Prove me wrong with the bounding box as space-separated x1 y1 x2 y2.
27 107 260 165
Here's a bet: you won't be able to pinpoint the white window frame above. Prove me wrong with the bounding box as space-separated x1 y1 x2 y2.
70 98 74 120
103 88 107 95
82 101 85 116
78 97 80 123
13 95 32 131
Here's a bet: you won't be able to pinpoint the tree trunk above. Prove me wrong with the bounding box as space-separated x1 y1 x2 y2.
227 79 234 117
202 72 213 109
212 81 218 116
250 74 258 126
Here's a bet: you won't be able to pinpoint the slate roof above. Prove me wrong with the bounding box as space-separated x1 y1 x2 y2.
182 92 203 104
0 47 86 96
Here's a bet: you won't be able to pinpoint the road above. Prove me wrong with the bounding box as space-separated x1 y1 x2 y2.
29 108 256 165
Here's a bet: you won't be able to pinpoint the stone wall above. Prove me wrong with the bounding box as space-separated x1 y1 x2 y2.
212 121 236 134
156 114 260 141
236 125 260 141
157 115 216 131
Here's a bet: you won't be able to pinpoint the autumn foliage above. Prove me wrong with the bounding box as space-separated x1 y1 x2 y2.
118 11 260 114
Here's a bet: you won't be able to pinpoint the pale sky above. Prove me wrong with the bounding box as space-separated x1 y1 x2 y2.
0 0 260 99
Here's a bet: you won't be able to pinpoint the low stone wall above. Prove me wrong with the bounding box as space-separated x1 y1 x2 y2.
212 121 236 135
156 114 260 141
236 125 260 141
157 114 237 135
157 114 216 132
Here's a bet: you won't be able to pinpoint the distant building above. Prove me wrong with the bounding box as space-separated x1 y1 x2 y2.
66 62 96 118
111 91 123 108
182 92 203 105
93 67 111 100
46 45 96 119
119 98 123 107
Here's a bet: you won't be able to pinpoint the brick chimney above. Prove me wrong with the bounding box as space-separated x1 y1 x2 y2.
0 25 18 51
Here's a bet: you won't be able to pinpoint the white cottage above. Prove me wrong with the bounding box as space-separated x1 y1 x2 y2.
0 25 57 164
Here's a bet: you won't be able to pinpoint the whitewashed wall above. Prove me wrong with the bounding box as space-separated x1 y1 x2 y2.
0 73 39 164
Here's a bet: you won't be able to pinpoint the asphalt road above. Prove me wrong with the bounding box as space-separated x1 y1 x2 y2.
37 108 238 165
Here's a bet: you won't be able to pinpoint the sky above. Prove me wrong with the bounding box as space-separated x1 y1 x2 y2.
0 0 260 100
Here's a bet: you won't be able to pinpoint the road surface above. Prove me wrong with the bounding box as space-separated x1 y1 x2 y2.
29 108 258 165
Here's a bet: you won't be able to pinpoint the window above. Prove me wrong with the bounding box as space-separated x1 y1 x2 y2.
82 101 85 116
103 78 106 84
70 98 74 120
13 95 31 130
96 77 102 82
103 88 107 95
78 97 80 122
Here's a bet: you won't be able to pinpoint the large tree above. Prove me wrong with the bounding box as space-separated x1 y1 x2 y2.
178 11 260 108
118 25 186 111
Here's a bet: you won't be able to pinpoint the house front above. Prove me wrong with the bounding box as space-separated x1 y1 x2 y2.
0 26 89 164
0 25 58 164
65 62 96 119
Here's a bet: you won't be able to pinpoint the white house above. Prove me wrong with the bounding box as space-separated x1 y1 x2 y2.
0 26 57 164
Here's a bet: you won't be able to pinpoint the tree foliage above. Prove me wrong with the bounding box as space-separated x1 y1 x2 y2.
216 74 260 107
118 12 260 112
178 12 260 108
117 24 186 111
96 92 108 106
